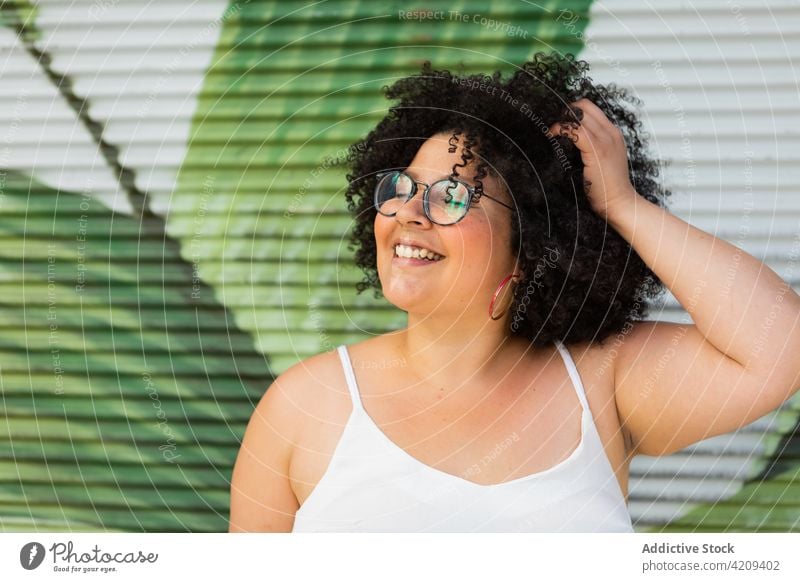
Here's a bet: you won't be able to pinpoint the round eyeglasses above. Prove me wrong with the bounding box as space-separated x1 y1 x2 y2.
373 170 514 226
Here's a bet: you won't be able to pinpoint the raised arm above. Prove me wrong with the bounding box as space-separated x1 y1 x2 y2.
554 99 800 456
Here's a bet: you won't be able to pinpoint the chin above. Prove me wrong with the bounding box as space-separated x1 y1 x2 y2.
382 284 421 309
380 278 431 312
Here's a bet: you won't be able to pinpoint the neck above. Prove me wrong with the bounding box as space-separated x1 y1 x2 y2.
389 309 536 393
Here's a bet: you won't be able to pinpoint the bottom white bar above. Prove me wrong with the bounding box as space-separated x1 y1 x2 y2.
1 533 798 581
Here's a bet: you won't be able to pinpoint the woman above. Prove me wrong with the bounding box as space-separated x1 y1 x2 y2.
229 53 800 532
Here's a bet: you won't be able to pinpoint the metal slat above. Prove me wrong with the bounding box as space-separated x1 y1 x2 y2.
586 0 800 533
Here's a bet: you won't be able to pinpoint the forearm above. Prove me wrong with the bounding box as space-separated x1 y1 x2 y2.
605 193 800 375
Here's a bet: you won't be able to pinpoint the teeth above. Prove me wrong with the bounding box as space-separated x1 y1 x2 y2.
394 244 443 261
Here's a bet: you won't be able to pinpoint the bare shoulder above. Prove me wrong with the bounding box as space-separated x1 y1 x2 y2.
554 336 619 417
560 335 620 400
236 346 353 480
565 320 675 386
581 319 688 455
283 338 387 505
266 347 350 440
272 338 387 450
561 334 634 458
228 347 350 531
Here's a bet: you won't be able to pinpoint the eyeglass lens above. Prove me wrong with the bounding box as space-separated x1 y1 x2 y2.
375 172 471 225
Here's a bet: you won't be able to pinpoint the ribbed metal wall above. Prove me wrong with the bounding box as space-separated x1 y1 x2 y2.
1 0 797 533
583 0 800 532
0 0 593 531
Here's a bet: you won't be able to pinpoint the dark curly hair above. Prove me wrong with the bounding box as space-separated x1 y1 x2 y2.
343 52 671 347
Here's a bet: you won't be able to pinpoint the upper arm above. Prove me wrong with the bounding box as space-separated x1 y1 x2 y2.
613 320 796 457
229 370 303 532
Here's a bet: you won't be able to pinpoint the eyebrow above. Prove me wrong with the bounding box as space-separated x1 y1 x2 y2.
400 167 418 181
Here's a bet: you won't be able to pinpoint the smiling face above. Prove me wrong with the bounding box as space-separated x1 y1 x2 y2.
374 131 520 323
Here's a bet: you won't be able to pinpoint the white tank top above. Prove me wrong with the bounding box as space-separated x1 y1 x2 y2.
291 340 634 533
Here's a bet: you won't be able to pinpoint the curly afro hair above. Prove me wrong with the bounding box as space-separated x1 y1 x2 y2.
343 52 671 347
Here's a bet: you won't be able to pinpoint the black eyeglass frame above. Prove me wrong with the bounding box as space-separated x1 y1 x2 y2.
373 170 515 226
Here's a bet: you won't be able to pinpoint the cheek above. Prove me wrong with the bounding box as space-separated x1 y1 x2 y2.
373 213 390 242
446 220 499 280
482 210 515 260
373 214 393 261
458 214 507 262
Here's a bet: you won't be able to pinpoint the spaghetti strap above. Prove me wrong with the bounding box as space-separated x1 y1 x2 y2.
553 339 591 418
336 345 364 412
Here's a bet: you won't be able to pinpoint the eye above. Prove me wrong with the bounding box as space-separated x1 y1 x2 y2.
442 182 467 207
395 172 415 196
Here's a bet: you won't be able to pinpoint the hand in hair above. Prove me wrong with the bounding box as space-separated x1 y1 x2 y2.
549 98 638 219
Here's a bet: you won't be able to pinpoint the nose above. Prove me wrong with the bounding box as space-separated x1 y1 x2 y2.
394 182 431 226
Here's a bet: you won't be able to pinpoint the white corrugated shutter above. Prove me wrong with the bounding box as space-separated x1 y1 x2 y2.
583 0 800 531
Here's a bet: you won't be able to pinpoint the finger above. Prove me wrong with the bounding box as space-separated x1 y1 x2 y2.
569 121 599 155
547 117 581 140
570 104 625 155
545 98 579 137
571 107 605 138
570 98 606 121
547 99 612 148
547 99 595 137
572 98 621 135
547 122 595 157
546 121 567 139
